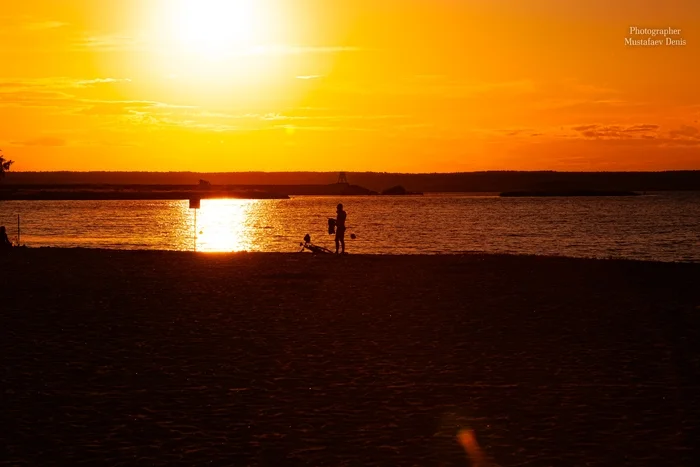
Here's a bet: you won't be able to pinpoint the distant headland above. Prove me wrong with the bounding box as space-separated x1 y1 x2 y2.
0 186 290 201
2 170 699 196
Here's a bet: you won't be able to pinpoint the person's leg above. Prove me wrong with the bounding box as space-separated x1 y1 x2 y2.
335 235 340 254
341 237 345 253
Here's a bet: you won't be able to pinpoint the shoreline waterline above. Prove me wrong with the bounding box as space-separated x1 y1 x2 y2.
5 247 700 266
1 192 699 262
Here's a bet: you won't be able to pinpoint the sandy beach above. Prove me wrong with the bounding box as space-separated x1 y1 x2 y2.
2 250 699 466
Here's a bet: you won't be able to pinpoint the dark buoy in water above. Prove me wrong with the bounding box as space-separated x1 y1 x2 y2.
350 233 357 239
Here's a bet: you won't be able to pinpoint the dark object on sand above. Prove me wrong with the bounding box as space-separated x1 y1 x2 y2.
300 234 333 254
381 185 423 196
0 226 12 250
328 218 336 235
500 190 640 198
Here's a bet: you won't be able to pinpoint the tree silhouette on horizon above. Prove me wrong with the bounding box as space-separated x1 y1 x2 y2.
0 149 14 180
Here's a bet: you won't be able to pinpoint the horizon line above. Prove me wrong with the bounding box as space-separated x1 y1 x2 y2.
6 169 700 175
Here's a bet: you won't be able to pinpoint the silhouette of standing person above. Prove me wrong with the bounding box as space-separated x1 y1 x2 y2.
0 226 12 250
335 203 347 254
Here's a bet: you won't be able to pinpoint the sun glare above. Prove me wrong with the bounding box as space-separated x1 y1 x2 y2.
169 0 264 58
193 199 255 252
136 0 301 100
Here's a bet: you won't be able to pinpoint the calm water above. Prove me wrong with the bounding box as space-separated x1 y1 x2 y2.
1 193 699 262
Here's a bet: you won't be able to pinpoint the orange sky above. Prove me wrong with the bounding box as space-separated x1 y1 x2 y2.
1 0 699 172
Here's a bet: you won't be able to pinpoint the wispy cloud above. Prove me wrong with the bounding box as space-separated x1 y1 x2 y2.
296 75 323 80
0 78 133 110
0 77 131 91
668 125 700 140
258 113 410 122
7 137 143 148
570 83 618 95
0 90 75 108
121 109 408 133
22 20 69 31
24 20 69 31
327 79 535 98
0 76 413 135
534 98 628 110
77 34 144 51
572 124 659 139
272 124 376 133
565 123 700 147
488 128 542 138
244 45 362 56
75 78 132 87
76 100 195 116
11 137 66 147
124 111 239 132
0 16 69 33
75 36 362 55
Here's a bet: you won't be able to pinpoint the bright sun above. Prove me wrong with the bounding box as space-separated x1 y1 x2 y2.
169 0 264 58
140 0 300 102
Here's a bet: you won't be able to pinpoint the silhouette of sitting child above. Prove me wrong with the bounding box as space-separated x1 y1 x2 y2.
300 234 332 254
0 226 12 250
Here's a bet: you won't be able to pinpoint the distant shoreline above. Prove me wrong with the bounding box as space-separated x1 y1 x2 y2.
0 189 289 201
0 183 380 199
4 170 700 193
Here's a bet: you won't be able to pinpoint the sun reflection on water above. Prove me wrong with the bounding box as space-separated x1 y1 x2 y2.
188 199 258 252
4 194 699 261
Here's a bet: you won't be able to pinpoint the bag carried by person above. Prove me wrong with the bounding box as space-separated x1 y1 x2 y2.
328 218 336 235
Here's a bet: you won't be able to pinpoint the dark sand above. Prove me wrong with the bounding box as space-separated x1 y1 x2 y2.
2 250 699 466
